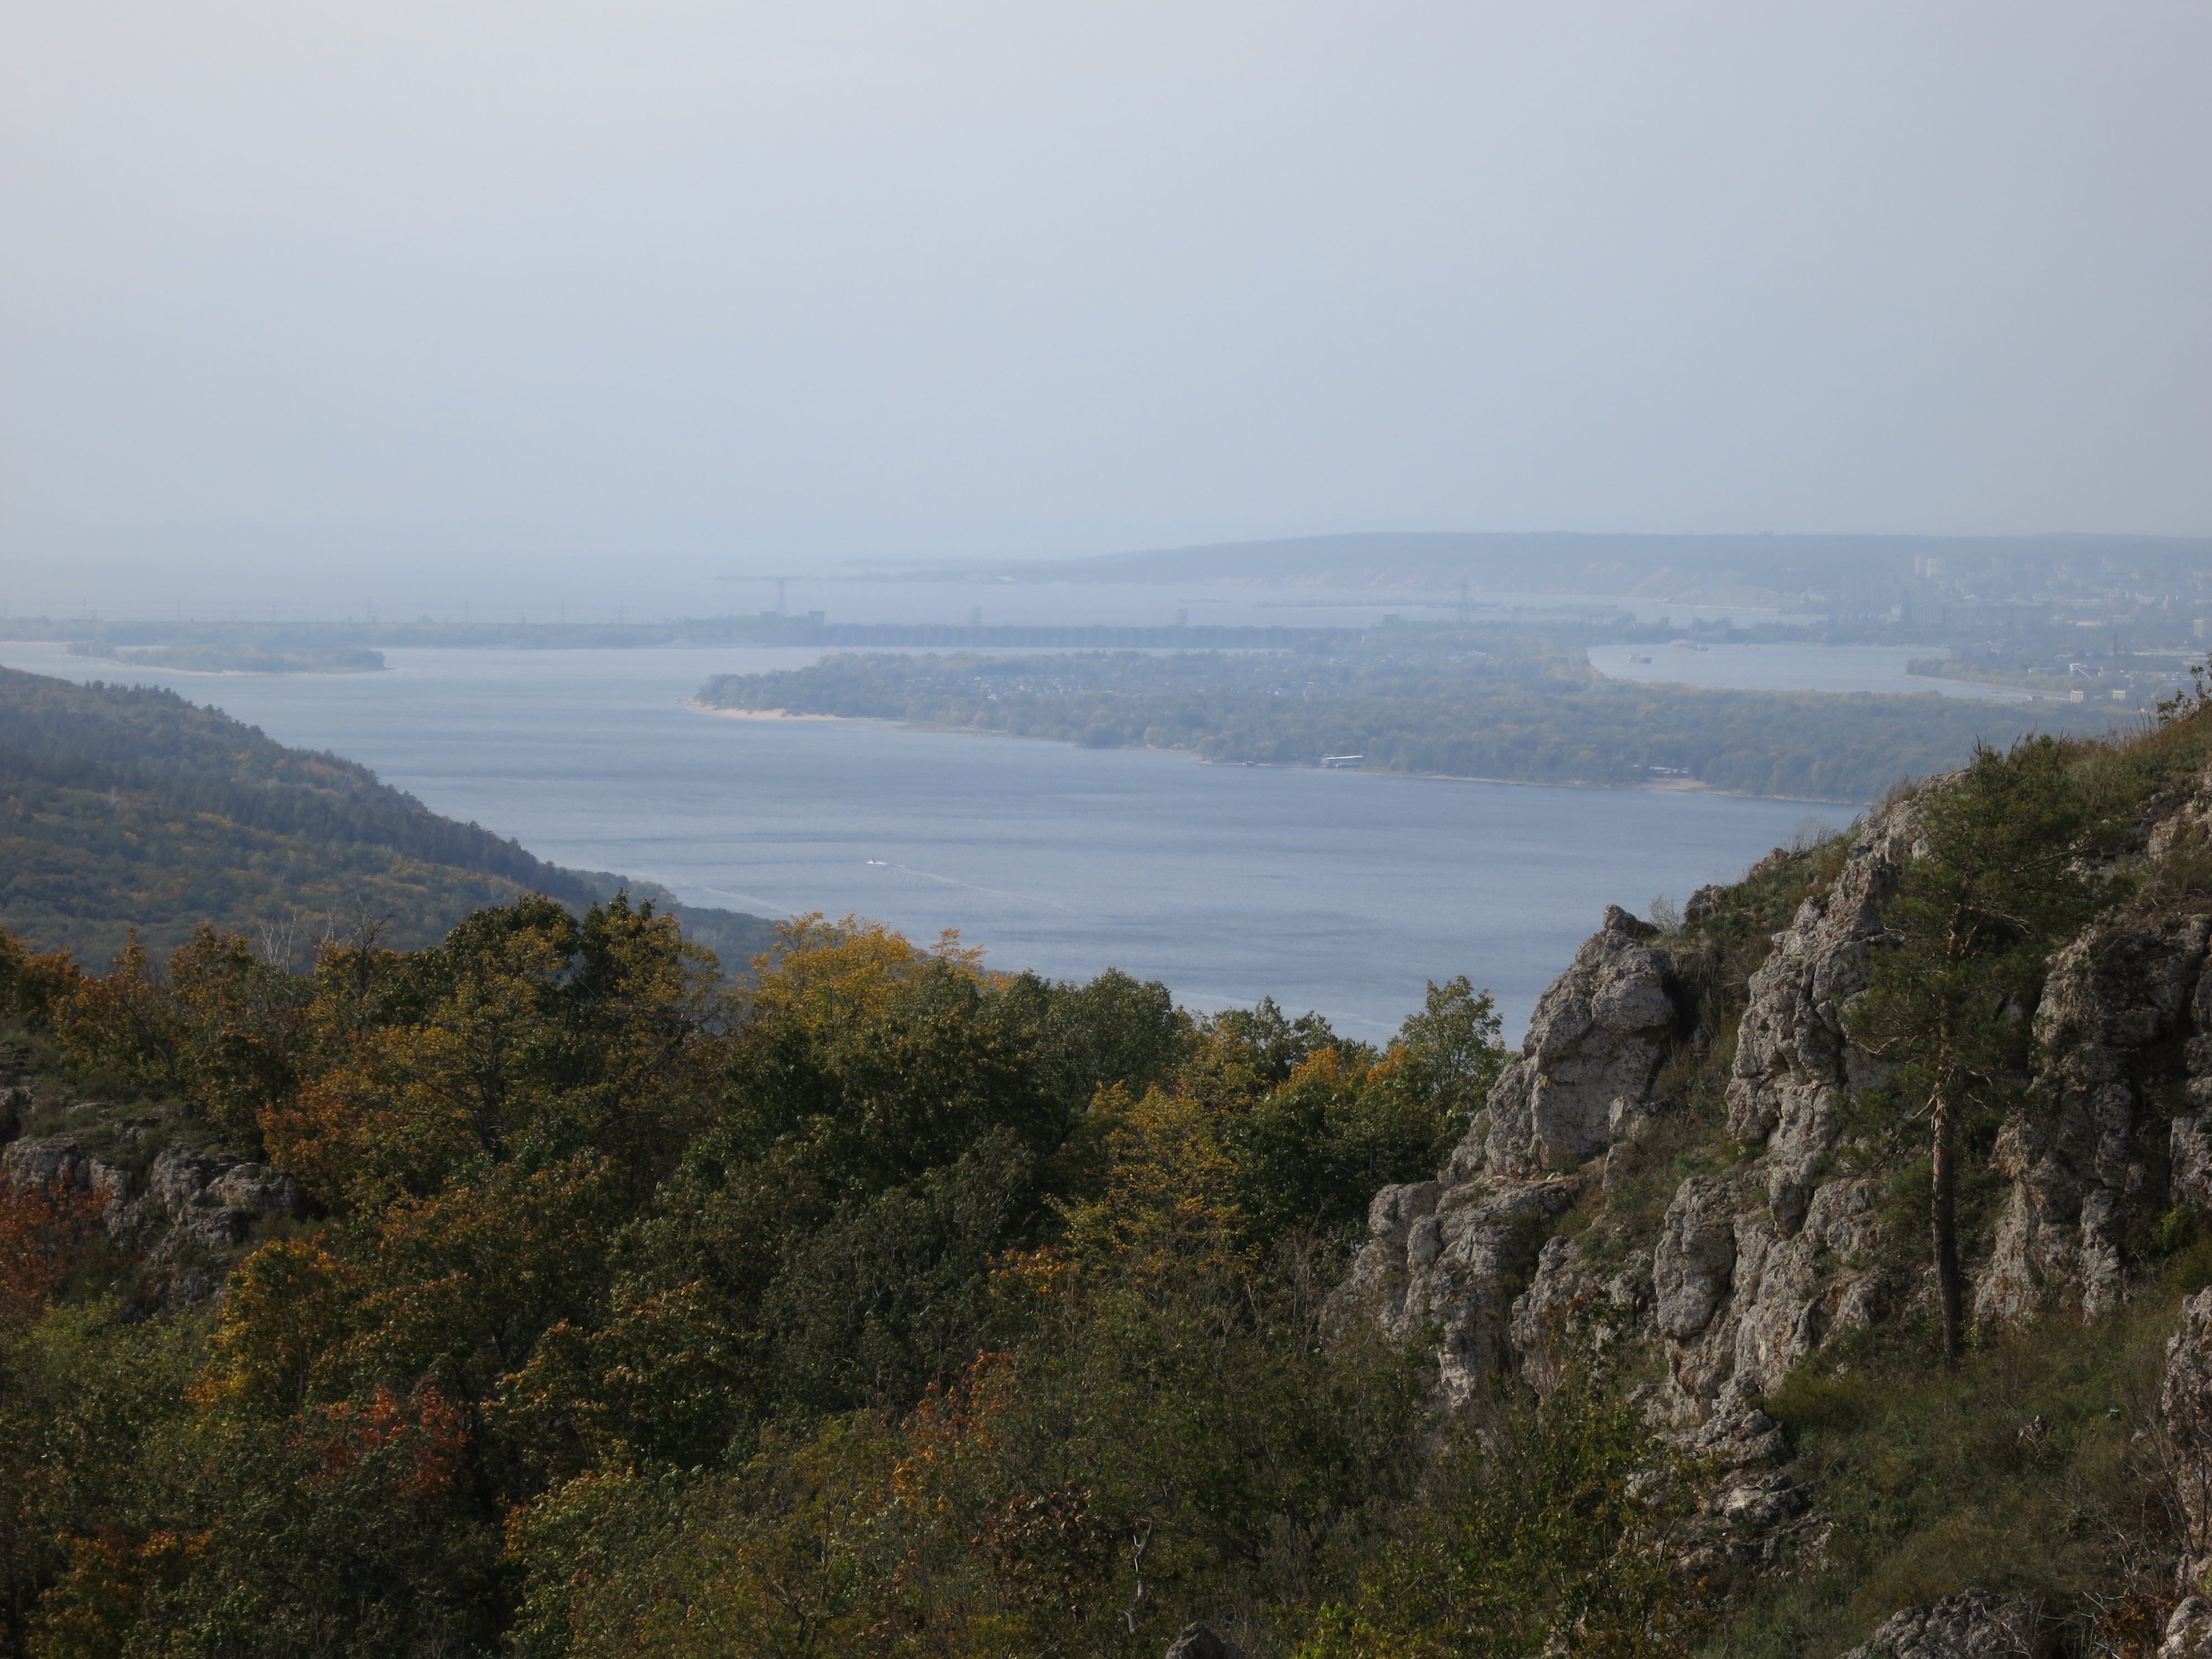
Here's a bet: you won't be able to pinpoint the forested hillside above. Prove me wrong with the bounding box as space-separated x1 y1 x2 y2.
15 683 2212 1655
0 666 774 964
697 646 2121 801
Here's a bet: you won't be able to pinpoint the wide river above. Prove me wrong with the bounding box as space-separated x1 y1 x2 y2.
4 641 1845 1041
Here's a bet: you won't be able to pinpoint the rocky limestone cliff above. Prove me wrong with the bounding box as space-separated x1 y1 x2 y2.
1470 903 1692 1181
1344 768 2212 1642
1351 783 2212 1426
1339 904 1686 1407
0 1093 307 1308
1978 912 2212 1329
1347 816 1918 1425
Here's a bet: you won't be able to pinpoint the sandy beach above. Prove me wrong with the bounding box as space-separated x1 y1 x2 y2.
680 697 853 721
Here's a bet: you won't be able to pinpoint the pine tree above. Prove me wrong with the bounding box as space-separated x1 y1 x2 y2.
1845 737 2112 1363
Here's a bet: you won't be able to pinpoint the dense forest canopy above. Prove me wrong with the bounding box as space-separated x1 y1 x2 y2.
696 644 2124 802
0 666 775 966
0 902 1512 1657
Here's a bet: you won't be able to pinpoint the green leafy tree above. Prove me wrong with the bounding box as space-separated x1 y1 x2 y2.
994 966 1191 1117
1296 1364 1709 1659
0 926 81 1028
1216 979 1507 1251
760 1130 1038 1421
35 1381 496 1659
1384 975 1507 1133
0 1305 204 1657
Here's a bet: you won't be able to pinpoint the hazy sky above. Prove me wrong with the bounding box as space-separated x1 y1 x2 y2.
2 1 2207 608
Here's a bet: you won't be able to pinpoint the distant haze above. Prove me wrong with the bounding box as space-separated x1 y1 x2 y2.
2 1 2206 616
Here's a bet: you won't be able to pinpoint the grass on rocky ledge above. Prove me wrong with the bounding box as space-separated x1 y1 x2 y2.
1719 1293 2188 1659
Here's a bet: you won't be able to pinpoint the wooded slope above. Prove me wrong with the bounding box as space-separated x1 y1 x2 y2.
698 646 2124 801
0 666 773 964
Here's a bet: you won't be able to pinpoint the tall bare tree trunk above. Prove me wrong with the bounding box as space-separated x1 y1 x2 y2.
1931 1088 1963 1366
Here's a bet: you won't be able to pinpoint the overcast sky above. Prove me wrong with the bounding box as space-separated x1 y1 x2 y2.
2 0 2206 608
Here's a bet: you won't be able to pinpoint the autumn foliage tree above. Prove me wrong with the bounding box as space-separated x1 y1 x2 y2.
0 1171 107 1332
0 899 1516 1656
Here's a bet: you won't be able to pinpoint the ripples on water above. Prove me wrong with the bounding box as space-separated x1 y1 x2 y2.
2 642 1838 1040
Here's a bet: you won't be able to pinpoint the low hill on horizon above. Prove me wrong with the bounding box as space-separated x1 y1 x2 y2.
0 665 778 968
891 528 2212 613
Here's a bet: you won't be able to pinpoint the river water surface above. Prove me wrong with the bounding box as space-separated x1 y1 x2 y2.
4 641 1838 1039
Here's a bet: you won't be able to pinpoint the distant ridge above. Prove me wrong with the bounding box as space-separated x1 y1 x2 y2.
890 530 2212 601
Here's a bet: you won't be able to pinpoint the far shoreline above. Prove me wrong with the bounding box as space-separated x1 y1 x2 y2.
680 697 855 722
73 662 385 678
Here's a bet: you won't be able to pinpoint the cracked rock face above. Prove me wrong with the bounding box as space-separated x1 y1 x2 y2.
2164 1288 2212 1566
1 1134 132 1225
2162 1596 2212 1659
1 1127 308 1308
1343 1174 1577 1408
1671 1398 1817 1569
1337 770 2212 1626
1345 818 1921 1429
1655 1178 1884 1421
1347 804 2026 1445
2167 1291 2212 1659
1653 1175 1736 1339
1838 1590 2049 1659
1725 810 1913 1232
1340 906 1693 1408
1978 916 2212 1327
1472 906 1687 1179
140 1145 307 1254
1507 1231 1646 1397
1589 818 1908 1419
1339 767 2212 1618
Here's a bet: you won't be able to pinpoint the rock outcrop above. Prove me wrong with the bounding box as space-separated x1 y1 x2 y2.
1353 767 2212 1427
1723 807 1915 1234
0 1131 132 1213
1161 1624 1246 1659
2162 1595 2212 1659
1469 905 1688 1179
1342 770 2212 1629
2165 1290 2212 1590
1670 1396 1815 1568
1837 1590 2048 1659
1345 814 1918 1428
1979 916 2212 1327
1342 900 1704 1406
1 1110 307 1308
1343 1170 1576 1407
